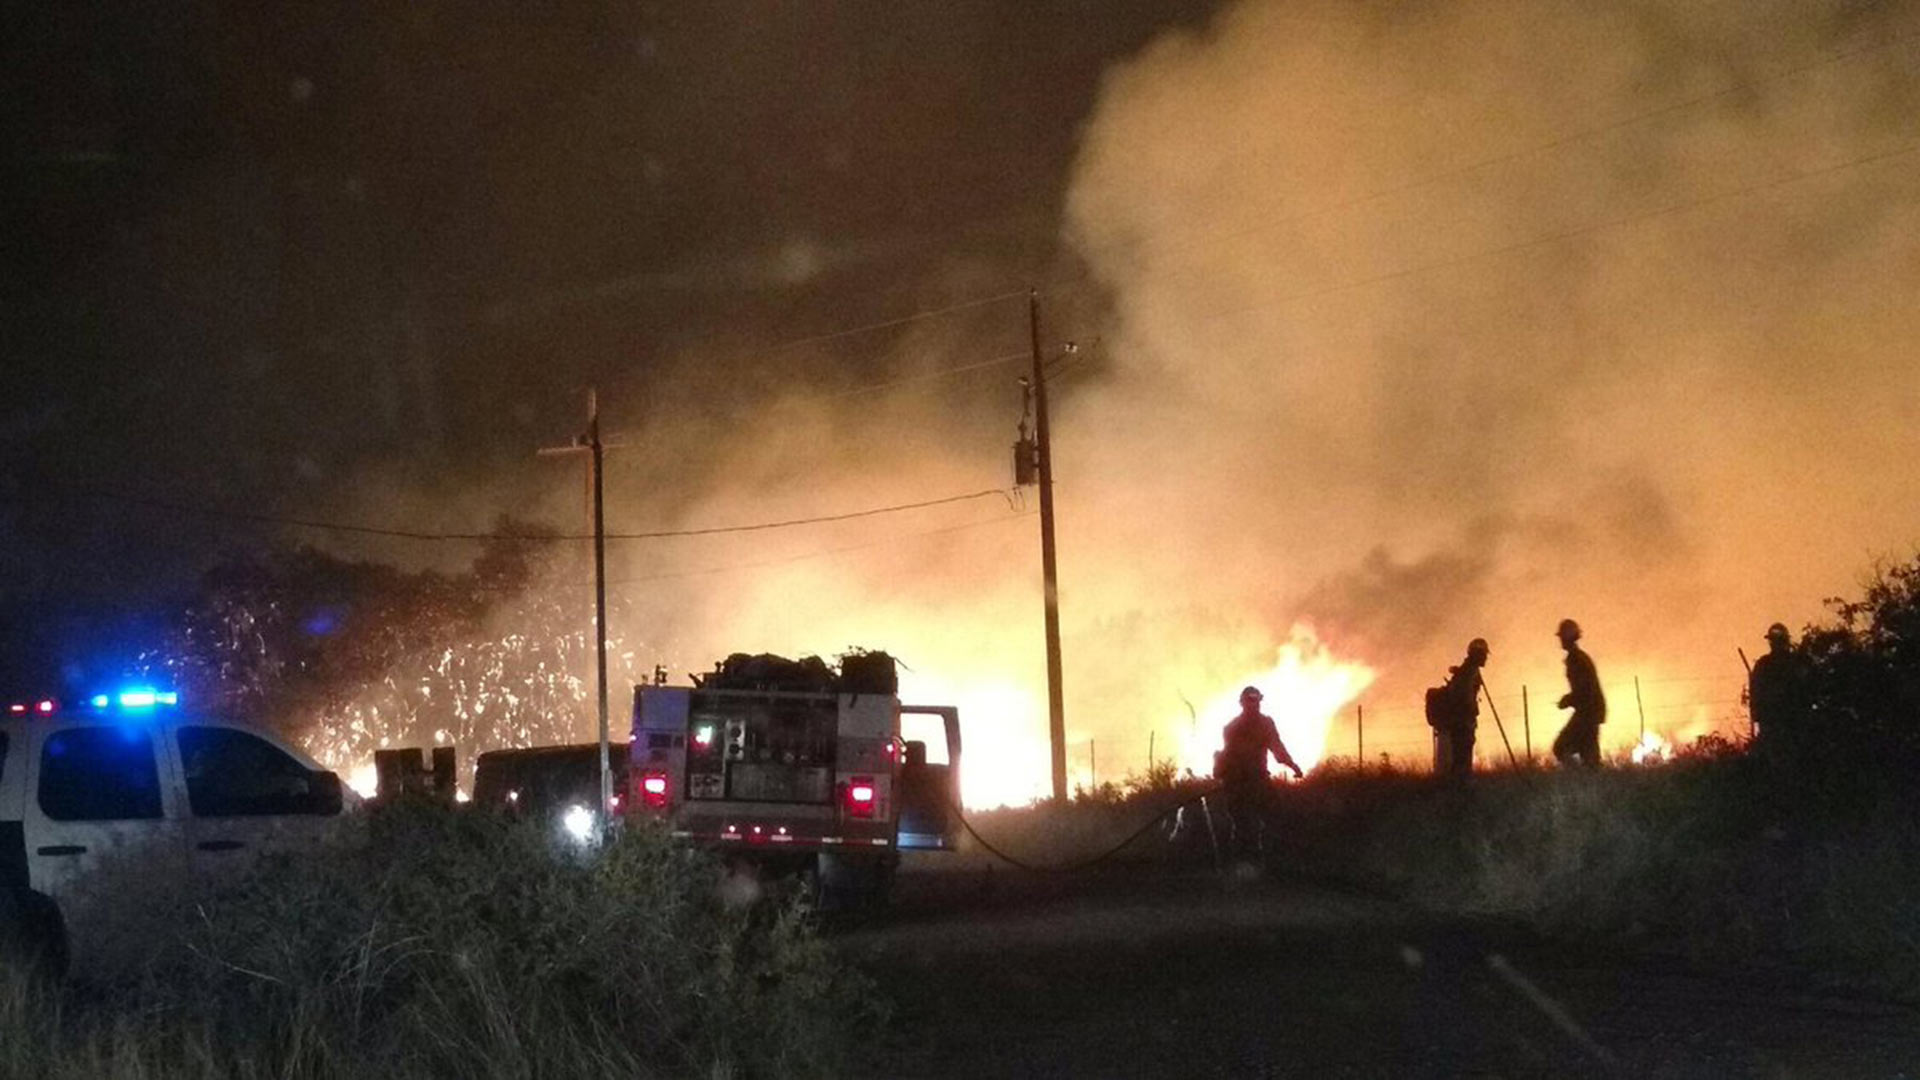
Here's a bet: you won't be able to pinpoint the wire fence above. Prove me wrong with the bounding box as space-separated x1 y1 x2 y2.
1064 675 1752 787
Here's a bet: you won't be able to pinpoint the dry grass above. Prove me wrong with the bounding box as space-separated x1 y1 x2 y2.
952 755 1920 1000
1 804 880 1080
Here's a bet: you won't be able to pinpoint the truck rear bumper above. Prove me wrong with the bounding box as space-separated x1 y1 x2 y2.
670 828 893 854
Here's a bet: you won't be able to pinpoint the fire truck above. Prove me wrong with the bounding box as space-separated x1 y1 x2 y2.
628 653 960 904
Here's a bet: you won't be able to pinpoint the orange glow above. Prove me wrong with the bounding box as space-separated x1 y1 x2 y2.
1629 730 1672 765
346 762 379 799
901 672 1049 808
1170 625 1375 779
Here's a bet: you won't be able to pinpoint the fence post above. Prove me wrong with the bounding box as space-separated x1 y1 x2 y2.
1634 675 1647 752
1522 684 1531 763
1357 703 1365 766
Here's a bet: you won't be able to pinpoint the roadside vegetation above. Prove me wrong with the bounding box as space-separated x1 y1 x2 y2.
1279 753 1920 999
1314 555 1920 998
2 806 879 1080
955 554 1920 1000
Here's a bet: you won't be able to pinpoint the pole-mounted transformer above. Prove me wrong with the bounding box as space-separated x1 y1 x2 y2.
1013 378 1038 487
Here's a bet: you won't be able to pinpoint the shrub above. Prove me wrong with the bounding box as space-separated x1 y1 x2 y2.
2 805 879 1079
1274 758 1920 1000
1796 554 1920 765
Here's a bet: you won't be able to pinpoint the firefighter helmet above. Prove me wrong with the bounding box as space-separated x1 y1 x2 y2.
1239 685 1263 704
1468 637 1490 658
1557 619 1582 642
1766 622 1790 643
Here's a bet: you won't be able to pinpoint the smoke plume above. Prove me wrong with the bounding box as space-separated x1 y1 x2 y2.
1050 0 1920 763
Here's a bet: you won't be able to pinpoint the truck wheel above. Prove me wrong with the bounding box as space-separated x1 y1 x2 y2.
0 891 69 982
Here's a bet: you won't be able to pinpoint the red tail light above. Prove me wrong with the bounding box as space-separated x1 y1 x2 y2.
640 771 670 809
844 776 876 818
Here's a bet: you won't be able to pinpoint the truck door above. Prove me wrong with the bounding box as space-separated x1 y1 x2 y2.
895 705 961 850
24 722 187 901
174 724 344 881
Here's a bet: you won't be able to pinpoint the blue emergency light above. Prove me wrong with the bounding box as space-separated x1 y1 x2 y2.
86 688 180 713
9 688 180 719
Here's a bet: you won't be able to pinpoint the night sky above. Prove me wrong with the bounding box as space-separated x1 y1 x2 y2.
3 1 1218 683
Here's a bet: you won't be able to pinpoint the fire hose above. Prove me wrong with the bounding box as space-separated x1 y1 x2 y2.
943 784 1231 873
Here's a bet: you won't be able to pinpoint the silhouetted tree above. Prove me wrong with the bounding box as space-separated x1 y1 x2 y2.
135 517 556 739
1795 555 1920 770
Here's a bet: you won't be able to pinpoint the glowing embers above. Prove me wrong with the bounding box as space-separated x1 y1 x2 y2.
293 606 651 796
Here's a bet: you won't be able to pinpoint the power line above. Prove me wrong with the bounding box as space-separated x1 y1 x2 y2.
606 508 1036 587
203 506 1034 595
605 488 1012 539
774 350 1029 405
738 290 1028 360
32 486 1014 544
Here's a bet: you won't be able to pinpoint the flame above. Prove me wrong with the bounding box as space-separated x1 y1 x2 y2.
900 627 1371 806
346 762 379 798
1630 730 1672 765
1170 626 1375 779
899 672 1049 808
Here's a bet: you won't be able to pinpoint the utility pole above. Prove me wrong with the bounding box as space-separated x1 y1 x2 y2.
539 390 615 836
1028 290 1068 803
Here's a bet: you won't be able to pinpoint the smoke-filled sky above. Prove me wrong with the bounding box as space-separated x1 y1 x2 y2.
6 1 1917 800
1056 0 1920 772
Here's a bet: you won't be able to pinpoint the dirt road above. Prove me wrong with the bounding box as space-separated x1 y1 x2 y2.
835 858 1920 1078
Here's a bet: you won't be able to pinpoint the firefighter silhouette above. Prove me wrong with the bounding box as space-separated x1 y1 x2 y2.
1749 622 1812 753
1551 619 1608 768
1437 639 1489 778
1213 686 1303 855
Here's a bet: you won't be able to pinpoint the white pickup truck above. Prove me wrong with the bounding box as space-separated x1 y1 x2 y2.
0 689 346 976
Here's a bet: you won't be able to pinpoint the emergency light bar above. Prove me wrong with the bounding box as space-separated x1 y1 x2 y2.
8 688 177 718
84 688 181 713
